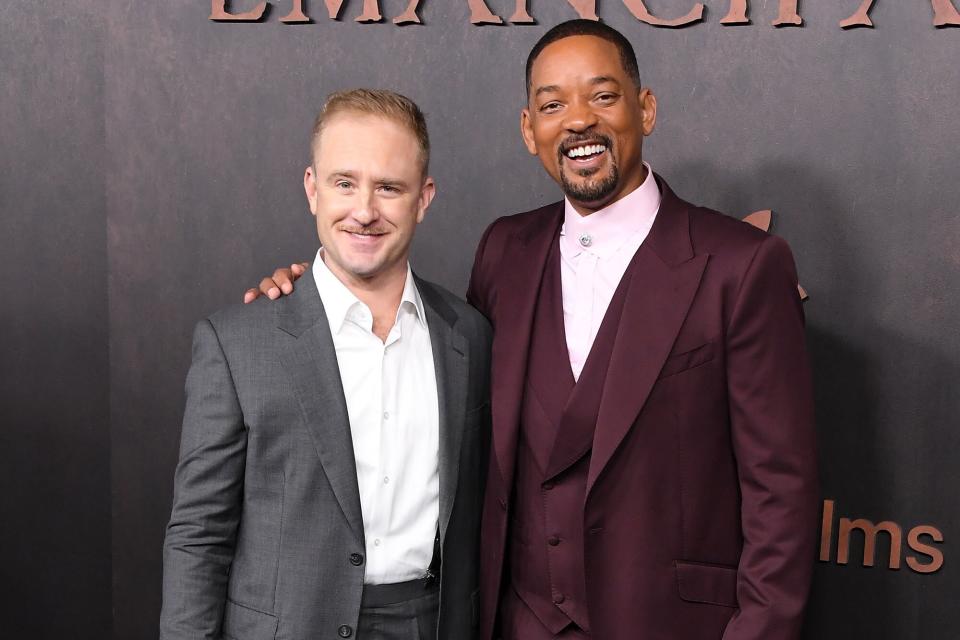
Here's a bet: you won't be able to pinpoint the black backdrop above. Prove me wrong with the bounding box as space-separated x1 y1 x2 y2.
2 0 959 637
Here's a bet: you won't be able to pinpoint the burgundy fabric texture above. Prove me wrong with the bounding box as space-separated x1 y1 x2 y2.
467 176 819 640
500 585 590 640
507 239 636 636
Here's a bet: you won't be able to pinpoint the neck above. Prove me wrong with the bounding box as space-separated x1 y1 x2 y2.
324 253 407 342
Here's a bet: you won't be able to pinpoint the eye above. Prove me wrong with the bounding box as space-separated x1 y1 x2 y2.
335 180 352 190
595 92 619 104
540 101 562 114
378 185 401 194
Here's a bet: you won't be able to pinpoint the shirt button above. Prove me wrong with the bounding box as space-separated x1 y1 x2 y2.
547 535 561 546
374 538 381 546
383 411 390 420
338 625 353 638
579 234 592 247
542 481 555 491
383 476 390 484
553 593 565 605
349 553 364 566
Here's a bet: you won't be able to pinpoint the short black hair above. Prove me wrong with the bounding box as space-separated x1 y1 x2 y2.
525 20 641 99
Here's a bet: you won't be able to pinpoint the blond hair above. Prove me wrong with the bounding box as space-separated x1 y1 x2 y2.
311 88 430 175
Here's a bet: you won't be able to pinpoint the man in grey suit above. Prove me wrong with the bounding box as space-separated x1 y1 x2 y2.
161 89 491 640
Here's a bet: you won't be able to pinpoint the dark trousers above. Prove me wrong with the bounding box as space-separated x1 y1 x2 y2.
500 585 590 640
357 579 440 640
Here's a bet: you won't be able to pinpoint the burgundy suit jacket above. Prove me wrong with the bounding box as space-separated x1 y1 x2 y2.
466 177 818 640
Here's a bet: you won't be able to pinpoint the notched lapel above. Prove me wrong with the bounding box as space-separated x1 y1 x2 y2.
417 280 468 545
276 272 365 545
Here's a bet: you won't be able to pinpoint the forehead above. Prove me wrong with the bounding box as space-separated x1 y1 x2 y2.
314 112 420 171
530 35 627 88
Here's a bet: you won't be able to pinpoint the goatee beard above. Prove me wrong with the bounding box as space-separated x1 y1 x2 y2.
560 161 619 204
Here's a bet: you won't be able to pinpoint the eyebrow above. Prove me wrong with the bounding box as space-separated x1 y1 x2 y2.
534 76 621 99
327 172 409 188
534 84 561 99
375 178 408 189
589 75 620 87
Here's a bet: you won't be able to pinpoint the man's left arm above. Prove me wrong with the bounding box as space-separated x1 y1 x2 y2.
722 234 819 640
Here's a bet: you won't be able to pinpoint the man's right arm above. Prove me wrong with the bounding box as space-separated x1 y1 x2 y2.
160 319 247 639
465 219 500 320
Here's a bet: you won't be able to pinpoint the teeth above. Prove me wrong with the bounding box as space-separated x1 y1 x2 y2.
566 144 607 159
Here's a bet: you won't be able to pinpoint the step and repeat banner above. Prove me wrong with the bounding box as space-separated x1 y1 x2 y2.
3 0 958 637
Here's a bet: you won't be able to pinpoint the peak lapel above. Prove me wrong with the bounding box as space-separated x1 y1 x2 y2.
276 270 365 544
416 279 468 545
587 180 708 496
490 204 564 495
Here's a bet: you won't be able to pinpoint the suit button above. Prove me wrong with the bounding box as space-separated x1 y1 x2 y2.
349 553 364 566
547 535 560 546
553 593 565 604
338 625 353 638
542 481 555 490
498 498 507 510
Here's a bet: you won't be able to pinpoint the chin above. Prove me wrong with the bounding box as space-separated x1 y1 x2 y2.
343 261 385 280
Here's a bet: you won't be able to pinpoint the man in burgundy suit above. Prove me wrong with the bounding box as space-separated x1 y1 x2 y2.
247 20 818 640
464 20 818 640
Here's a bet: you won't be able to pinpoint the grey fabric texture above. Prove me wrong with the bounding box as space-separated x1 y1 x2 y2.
357 588 440 640
160 269 491 640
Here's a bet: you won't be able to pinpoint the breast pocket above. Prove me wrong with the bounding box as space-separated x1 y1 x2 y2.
658 340 716 379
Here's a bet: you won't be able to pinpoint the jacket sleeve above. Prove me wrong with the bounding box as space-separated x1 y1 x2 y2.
721 235 819 640
466 219 500 321
160 318 247 640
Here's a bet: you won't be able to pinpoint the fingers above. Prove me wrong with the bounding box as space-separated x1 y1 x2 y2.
272 268 295 295
258 276 282 299
248 260 311 303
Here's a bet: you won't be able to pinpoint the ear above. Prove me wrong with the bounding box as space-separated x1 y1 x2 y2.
638 88 657 136
303 165 319 216
520 108 538 156
416 176 436 224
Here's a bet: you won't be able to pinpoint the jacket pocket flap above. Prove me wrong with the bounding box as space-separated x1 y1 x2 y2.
659 340 716 379
222 599 278 639
675 560 738 608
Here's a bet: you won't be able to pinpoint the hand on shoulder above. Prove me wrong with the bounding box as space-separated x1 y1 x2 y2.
243 262 309 303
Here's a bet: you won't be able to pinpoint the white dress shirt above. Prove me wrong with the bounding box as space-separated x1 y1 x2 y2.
559 163 661 380
312 250 440 584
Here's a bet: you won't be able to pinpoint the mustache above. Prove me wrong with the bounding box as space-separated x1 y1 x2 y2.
558 132 613 157
338 225 390 235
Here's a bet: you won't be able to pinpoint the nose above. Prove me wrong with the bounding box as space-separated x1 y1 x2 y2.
352 187 380 226
561 97 599 133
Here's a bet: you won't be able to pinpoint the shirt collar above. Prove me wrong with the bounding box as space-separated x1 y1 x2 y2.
560 162 661 259
311 248 426 335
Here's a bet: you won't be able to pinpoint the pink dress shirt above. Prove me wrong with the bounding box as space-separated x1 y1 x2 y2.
559 163 661 380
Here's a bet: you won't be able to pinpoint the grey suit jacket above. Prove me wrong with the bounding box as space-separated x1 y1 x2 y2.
160 269 491 640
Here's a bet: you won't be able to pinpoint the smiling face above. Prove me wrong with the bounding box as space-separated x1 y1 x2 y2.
304 112 435 289
522 35 657 214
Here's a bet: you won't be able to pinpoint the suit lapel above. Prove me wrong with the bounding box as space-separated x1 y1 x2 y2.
587 179 708 495
416 278 469 545
490 204 564 496
276 270 365 545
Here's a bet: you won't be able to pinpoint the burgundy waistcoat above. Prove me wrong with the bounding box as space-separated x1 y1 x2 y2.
507 239 637 635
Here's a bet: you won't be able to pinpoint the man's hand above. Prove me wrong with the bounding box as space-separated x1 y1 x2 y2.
243 262 309 303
